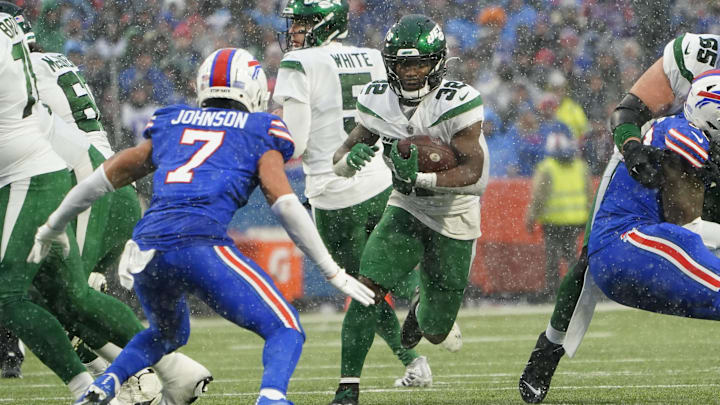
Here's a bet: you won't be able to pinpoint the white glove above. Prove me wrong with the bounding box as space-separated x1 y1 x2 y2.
327 268 376 307
26 224 69 264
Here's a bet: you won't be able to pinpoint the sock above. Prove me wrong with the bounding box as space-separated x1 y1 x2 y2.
106 329 168 384
339 377 360 384
259 388 285 400
260 328 304 394
75 342 99 364
549 250 588 332
68 371 94 400
545 324 566 345
84 356 110 377
96 343 123 362
375 299 418 366
340 300 378 377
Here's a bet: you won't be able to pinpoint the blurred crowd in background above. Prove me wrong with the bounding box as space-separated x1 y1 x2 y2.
13 0 720 177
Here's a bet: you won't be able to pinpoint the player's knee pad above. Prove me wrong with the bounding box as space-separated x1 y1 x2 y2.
358 276 388 305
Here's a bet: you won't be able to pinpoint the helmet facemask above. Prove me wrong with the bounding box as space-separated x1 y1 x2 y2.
384 50 446 103
278 0 349 53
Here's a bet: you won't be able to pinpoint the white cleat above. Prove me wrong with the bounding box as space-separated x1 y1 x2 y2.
117 368 163 405
393 356 432 388
153 353 212 405
439 322 463 353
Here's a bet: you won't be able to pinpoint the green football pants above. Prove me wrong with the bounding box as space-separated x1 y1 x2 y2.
0 171 142 382
361 205 475 336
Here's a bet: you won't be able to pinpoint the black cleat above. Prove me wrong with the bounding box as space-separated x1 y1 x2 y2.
519 332 565 403
1 352 23 379
401 290 422 349
329 384 359 405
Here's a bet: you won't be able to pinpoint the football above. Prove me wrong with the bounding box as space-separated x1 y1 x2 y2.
397 135 458 173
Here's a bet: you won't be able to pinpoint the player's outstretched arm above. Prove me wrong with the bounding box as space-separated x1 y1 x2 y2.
27 141 155 264
332 123 380 177
258 150 376 306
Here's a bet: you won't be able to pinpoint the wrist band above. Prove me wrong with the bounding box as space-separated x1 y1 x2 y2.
332 152 357 177
415 172 437 189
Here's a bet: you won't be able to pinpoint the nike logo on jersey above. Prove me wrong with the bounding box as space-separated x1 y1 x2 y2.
685 43 691 55
522 380 543 397
459 92 469 101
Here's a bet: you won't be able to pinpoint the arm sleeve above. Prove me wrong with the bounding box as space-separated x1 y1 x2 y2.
46 166 115 231
270 194 340 278
281 98 311 158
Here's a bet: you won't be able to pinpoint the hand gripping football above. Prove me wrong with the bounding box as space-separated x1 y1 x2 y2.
397 135 458 173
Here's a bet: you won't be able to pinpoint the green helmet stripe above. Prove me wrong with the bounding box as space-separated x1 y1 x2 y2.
430 95 483 127
279 60 305 74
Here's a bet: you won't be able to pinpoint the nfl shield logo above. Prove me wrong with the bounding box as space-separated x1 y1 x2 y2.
406 126 414 134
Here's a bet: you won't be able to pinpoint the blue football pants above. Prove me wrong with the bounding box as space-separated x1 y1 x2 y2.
590 223 720 320
106 244 305 394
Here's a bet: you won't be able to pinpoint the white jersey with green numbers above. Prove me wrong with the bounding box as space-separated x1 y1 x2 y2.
356 79 488 240
273 42 391 210
662 33 720 114
30 51 113 158
0 12 65 189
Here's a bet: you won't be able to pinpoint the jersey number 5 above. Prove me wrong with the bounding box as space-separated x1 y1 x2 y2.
166 129 225 183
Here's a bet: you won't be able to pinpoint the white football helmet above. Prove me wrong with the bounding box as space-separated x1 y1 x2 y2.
684 69 720 140
196 48 269 113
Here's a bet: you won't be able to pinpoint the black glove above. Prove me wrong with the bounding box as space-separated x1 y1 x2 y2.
699 139 720 188
622 141 664 188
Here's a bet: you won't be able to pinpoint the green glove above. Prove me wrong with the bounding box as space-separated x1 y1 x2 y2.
346 143 379 170
390 141 418 195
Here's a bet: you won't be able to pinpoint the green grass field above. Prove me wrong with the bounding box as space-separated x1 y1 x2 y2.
3 303 720 404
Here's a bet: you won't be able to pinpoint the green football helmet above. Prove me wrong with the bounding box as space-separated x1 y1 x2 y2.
0 1 35 45
382 14 448 102
280 0 348 52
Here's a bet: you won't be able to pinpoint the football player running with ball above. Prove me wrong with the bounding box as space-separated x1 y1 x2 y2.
273 0 433 394
331 15 488 405
31 47 374 405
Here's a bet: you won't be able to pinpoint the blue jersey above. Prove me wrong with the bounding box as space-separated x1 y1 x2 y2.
133 105 294 250
588 114 710 255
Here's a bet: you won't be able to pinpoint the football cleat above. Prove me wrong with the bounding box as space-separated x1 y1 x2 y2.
1 352 23 378
401 290 422 350
439 322 462 353
75 373 119 405
256 396 294 405
328 384 358 405
154 353 212 405
393 356 432 388
519 332 565 404
117 368 163 405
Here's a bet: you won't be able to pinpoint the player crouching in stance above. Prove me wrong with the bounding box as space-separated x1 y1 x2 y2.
30 48 375 405
519 71 720 403
330 15 487 405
